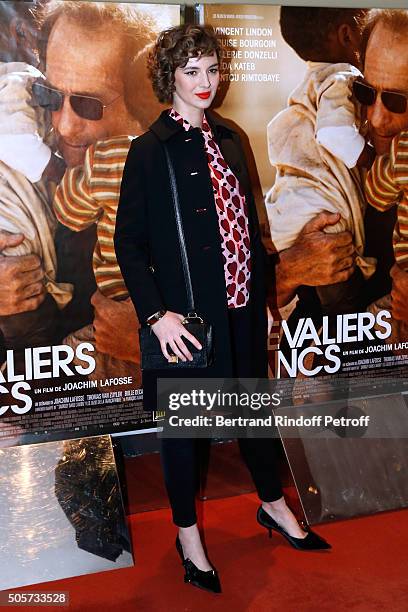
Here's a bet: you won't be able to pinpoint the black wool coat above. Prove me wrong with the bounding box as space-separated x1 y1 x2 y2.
114 110 271 411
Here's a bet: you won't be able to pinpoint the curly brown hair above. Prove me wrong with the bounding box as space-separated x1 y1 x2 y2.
147 24 221 104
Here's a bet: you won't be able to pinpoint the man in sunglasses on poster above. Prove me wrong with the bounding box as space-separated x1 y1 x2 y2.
360 9 408 336
274 8 408 333
0 1 159 372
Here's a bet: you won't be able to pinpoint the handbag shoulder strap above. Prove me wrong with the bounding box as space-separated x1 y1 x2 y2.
162 141 196 315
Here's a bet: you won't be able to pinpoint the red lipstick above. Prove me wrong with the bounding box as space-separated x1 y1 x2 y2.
196 92 211 99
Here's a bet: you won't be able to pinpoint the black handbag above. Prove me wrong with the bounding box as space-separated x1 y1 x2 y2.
139 141 213 370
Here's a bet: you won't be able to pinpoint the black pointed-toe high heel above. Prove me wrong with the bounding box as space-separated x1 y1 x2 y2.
257 506 331 551
175 536 222 593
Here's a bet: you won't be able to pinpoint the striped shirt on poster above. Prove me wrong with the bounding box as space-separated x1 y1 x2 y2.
365 130 408 269
53 135 134 300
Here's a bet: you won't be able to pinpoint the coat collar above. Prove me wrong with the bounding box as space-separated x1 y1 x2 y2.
149 109 236 142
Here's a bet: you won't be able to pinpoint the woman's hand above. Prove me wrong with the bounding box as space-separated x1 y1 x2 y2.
151 311 202 362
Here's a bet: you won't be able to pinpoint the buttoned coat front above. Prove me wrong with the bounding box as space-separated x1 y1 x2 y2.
114 110 271 411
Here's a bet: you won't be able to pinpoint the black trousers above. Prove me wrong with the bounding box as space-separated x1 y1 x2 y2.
160 305 283 527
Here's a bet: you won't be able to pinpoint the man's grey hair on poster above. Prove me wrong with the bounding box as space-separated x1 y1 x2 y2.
361 9 408 66
34 0 161 129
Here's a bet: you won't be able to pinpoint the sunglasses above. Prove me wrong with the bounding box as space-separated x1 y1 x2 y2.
353 79 408 115
32 82 121 121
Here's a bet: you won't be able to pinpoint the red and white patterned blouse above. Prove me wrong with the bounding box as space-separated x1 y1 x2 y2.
169 108 251 308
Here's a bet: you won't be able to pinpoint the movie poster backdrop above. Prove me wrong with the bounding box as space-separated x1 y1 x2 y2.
1 2 408 448
198 4 408 523
198 4 408 383
0 1 181 446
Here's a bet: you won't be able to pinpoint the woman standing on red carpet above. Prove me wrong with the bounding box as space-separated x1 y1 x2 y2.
114 23 330 594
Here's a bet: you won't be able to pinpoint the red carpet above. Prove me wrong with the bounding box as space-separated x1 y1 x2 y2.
12 491 407 611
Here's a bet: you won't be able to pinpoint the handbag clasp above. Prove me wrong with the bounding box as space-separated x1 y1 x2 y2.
183 311 204 324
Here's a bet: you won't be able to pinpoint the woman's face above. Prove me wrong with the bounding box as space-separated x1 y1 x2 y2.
173 52 219 112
